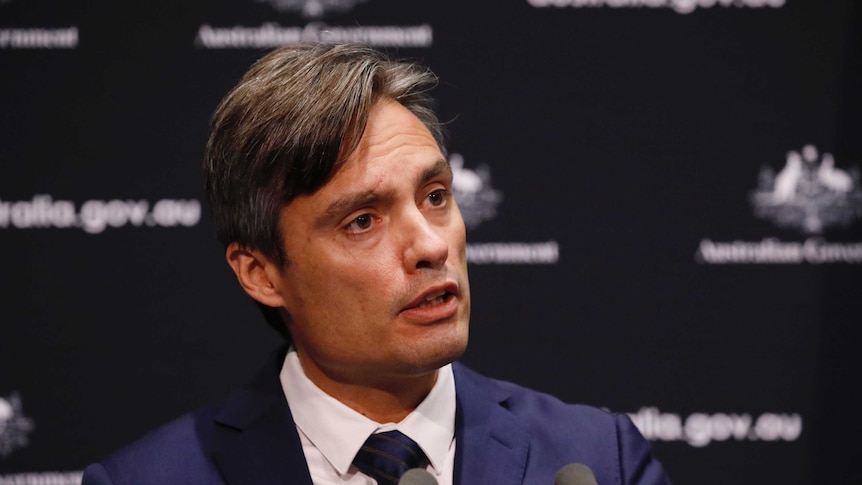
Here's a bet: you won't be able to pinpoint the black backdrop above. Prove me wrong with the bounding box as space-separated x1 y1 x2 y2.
2 1 861 484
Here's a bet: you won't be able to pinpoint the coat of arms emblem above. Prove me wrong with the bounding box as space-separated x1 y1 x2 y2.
0 392 34 458
257 0 368 18
750 145 862 233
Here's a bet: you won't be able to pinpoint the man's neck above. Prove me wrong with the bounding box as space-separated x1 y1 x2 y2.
296 352 440 423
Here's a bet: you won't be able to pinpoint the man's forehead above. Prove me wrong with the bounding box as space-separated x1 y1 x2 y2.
338 154 450 186
347 102 441 161
326 102 447 189
321 156 451 207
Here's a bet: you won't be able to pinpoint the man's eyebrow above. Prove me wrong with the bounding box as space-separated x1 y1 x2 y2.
420 158 452 186
315 158 451 228
315 190 392 228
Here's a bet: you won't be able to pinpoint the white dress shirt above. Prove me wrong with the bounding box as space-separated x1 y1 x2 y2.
280 349 457 485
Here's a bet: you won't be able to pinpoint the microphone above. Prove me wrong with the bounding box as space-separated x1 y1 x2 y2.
554 463 599 485
398 468 438 484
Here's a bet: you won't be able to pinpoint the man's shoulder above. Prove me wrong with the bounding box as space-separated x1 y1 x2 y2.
451 361 639 455
82 348 296 485
83 403 224 485
451 362 673 485
452 361 617 423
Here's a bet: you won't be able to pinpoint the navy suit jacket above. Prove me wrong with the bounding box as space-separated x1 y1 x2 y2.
83 349 672 485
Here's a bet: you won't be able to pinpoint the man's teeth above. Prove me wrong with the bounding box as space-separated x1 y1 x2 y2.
416 294 447 308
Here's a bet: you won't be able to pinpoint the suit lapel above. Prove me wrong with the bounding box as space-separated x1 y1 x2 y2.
453 363 530 485
203 353 530 485
209 347 313 485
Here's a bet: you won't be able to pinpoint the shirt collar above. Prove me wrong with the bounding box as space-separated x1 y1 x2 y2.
279 348 456 476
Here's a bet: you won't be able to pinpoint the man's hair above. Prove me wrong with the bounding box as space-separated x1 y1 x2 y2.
202 43 445 337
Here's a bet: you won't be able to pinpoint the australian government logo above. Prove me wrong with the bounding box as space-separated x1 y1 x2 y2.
697 145 862 264
257 0 368 18
526 0 786 15
0 393 82 485
0 1 78 49
451 153 560 265
0 392 34 459
196 0 432 49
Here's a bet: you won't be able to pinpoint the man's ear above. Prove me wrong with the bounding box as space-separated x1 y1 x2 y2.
225 242 286 308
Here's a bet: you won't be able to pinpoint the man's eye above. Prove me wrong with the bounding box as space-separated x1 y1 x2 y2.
427 190 446 206
347 214 374 232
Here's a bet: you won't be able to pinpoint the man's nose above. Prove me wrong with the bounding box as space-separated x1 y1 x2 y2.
402 208 449 271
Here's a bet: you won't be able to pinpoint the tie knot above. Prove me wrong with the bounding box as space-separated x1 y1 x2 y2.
353 430 428 485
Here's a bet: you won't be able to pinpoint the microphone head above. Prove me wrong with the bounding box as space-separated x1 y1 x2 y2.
554 463 599 485
398 468 438 485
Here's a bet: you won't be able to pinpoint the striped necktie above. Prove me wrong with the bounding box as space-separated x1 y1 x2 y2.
353 430 428 485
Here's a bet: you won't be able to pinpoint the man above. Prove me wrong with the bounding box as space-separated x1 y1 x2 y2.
82 43 673 485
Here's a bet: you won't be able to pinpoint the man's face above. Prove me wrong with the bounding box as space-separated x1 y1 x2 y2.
272 100 470 387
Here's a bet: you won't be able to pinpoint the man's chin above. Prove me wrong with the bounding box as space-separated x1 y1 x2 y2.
407 333 469 374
